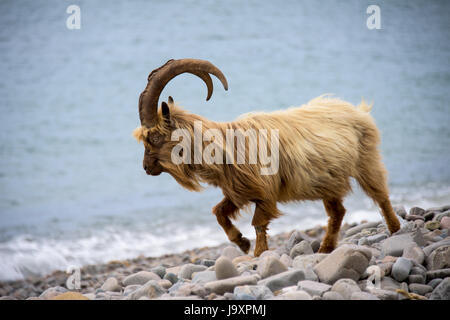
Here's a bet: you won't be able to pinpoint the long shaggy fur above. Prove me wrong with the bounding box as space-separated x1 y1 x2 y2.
135 95 400 255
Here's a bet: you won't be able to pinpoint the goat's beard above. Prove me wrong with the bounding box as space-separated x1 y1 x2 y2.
162 162 203 192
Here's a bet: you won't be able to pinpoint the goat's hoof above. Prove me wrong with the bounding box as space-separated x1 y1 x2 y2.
236 237 251 254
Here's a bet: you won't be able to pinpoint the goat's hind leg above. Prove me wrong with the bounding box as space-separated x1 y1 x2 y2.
213 197 251 254
356 158 401 234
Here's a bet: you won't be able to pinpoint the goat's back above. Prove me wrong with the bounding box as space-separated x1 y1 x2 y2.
237 96 380 202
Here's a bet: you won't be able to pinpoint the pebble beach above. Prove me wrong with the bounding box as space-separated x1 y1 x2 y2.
1 204 449 301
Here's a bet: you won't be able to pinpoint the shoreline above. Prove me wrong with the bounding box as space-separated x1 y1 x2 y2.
0 204 449 300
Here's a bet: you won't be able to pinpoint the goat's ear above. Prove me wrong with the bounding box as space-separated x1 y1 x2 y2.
168 96 174 107
161 101 170 124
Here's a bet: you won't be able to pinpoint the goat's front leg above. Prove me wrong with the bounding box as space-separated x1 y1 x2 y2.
252 201 280 257
213 197 251 254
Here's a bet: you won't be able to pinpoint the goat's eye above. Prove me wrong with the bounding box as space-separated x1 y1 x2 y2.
148 133 163 146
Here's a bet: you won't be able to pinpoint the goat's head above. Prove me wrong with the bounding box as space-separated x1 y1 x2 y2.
134 59 228 176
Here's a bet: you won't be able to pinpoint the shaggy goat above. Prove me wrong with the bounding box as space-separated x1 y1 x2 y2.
133 58 401 256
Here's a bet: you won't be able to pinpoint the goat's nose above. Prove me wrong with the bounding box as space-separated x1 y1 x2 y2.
143 164 148 171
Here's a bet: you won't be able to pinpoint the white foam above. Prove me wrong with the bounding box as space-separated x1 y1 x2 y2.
0 225 225 281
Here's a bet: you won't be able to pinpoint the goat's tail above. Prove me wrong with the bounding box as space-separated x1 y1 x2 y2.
357 98 373 113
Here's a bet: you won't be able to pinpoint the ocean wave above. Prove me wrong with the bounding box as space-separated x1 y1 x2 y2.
0 225 226 282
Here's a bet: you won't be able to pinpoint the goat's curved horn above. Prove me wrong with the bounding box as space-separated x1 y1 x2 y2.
139 59 228 127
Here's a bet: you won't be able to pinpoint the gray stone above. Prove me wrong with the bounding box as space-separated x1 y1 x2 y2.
292 253 328 269
310 239 321 253
287 230 314 252
410 207 425 216
331 278 361 299
426 268 450 281
322 291 344 300
179 264 207 280
101 277 121 292
410 265 426 276
163 272 178 284
402 245 425 265
423 239 450 256
289 240 314 258
426 205 450 213
433 210 450 222
127 280 165 300
297 280 331 297
279 254 292 268
408 274 425 284
350 292 380 300
380 277 402 291
365 287 400 300
381 233 416 257
257 269 305 292
393 206 407 219
314 245 372 284
205 275 260 295
366 234 388 245
192 270 217 284
259 250 280 260
233 285 273 300
391 257 413 282
122 271 161 286
427 278 443 289
429 277 450 300
345 221 380 237
150 266 166 279
408 283 433 296
123 285 141 296
221 246 243 260
301 266 319 281
257 256 288 279
405 215 424 221
426 245 450 270
215 256 239 280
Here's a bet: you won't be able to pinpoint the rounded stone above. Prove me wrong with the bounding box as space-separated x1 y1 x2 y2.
408 283 433 296
440 216 450 229
322 291 344 300
427 278 443 289
215 256 239 280
331 279 361 299
391 257 413 282
221 246 243 260
101 277 121 292
290 240 314 258
163 272 178 284
429 278 450 300
257 256 288 279
150 266 166 279
425 221 441 231
122 271 161 286
179 264 208 280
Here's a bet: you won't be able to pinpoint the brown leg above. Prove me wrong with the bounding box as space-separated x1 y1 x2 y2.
318 198 346 253
355 159 401 234
252 201 280 257
213 197 250 254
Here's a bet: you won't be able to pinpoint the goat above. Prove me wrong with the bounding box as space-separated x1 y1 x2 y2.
133 58 401 256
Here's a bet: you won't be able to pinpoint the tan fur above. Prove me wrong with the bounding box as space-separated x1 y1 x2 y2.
134 95 400 255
